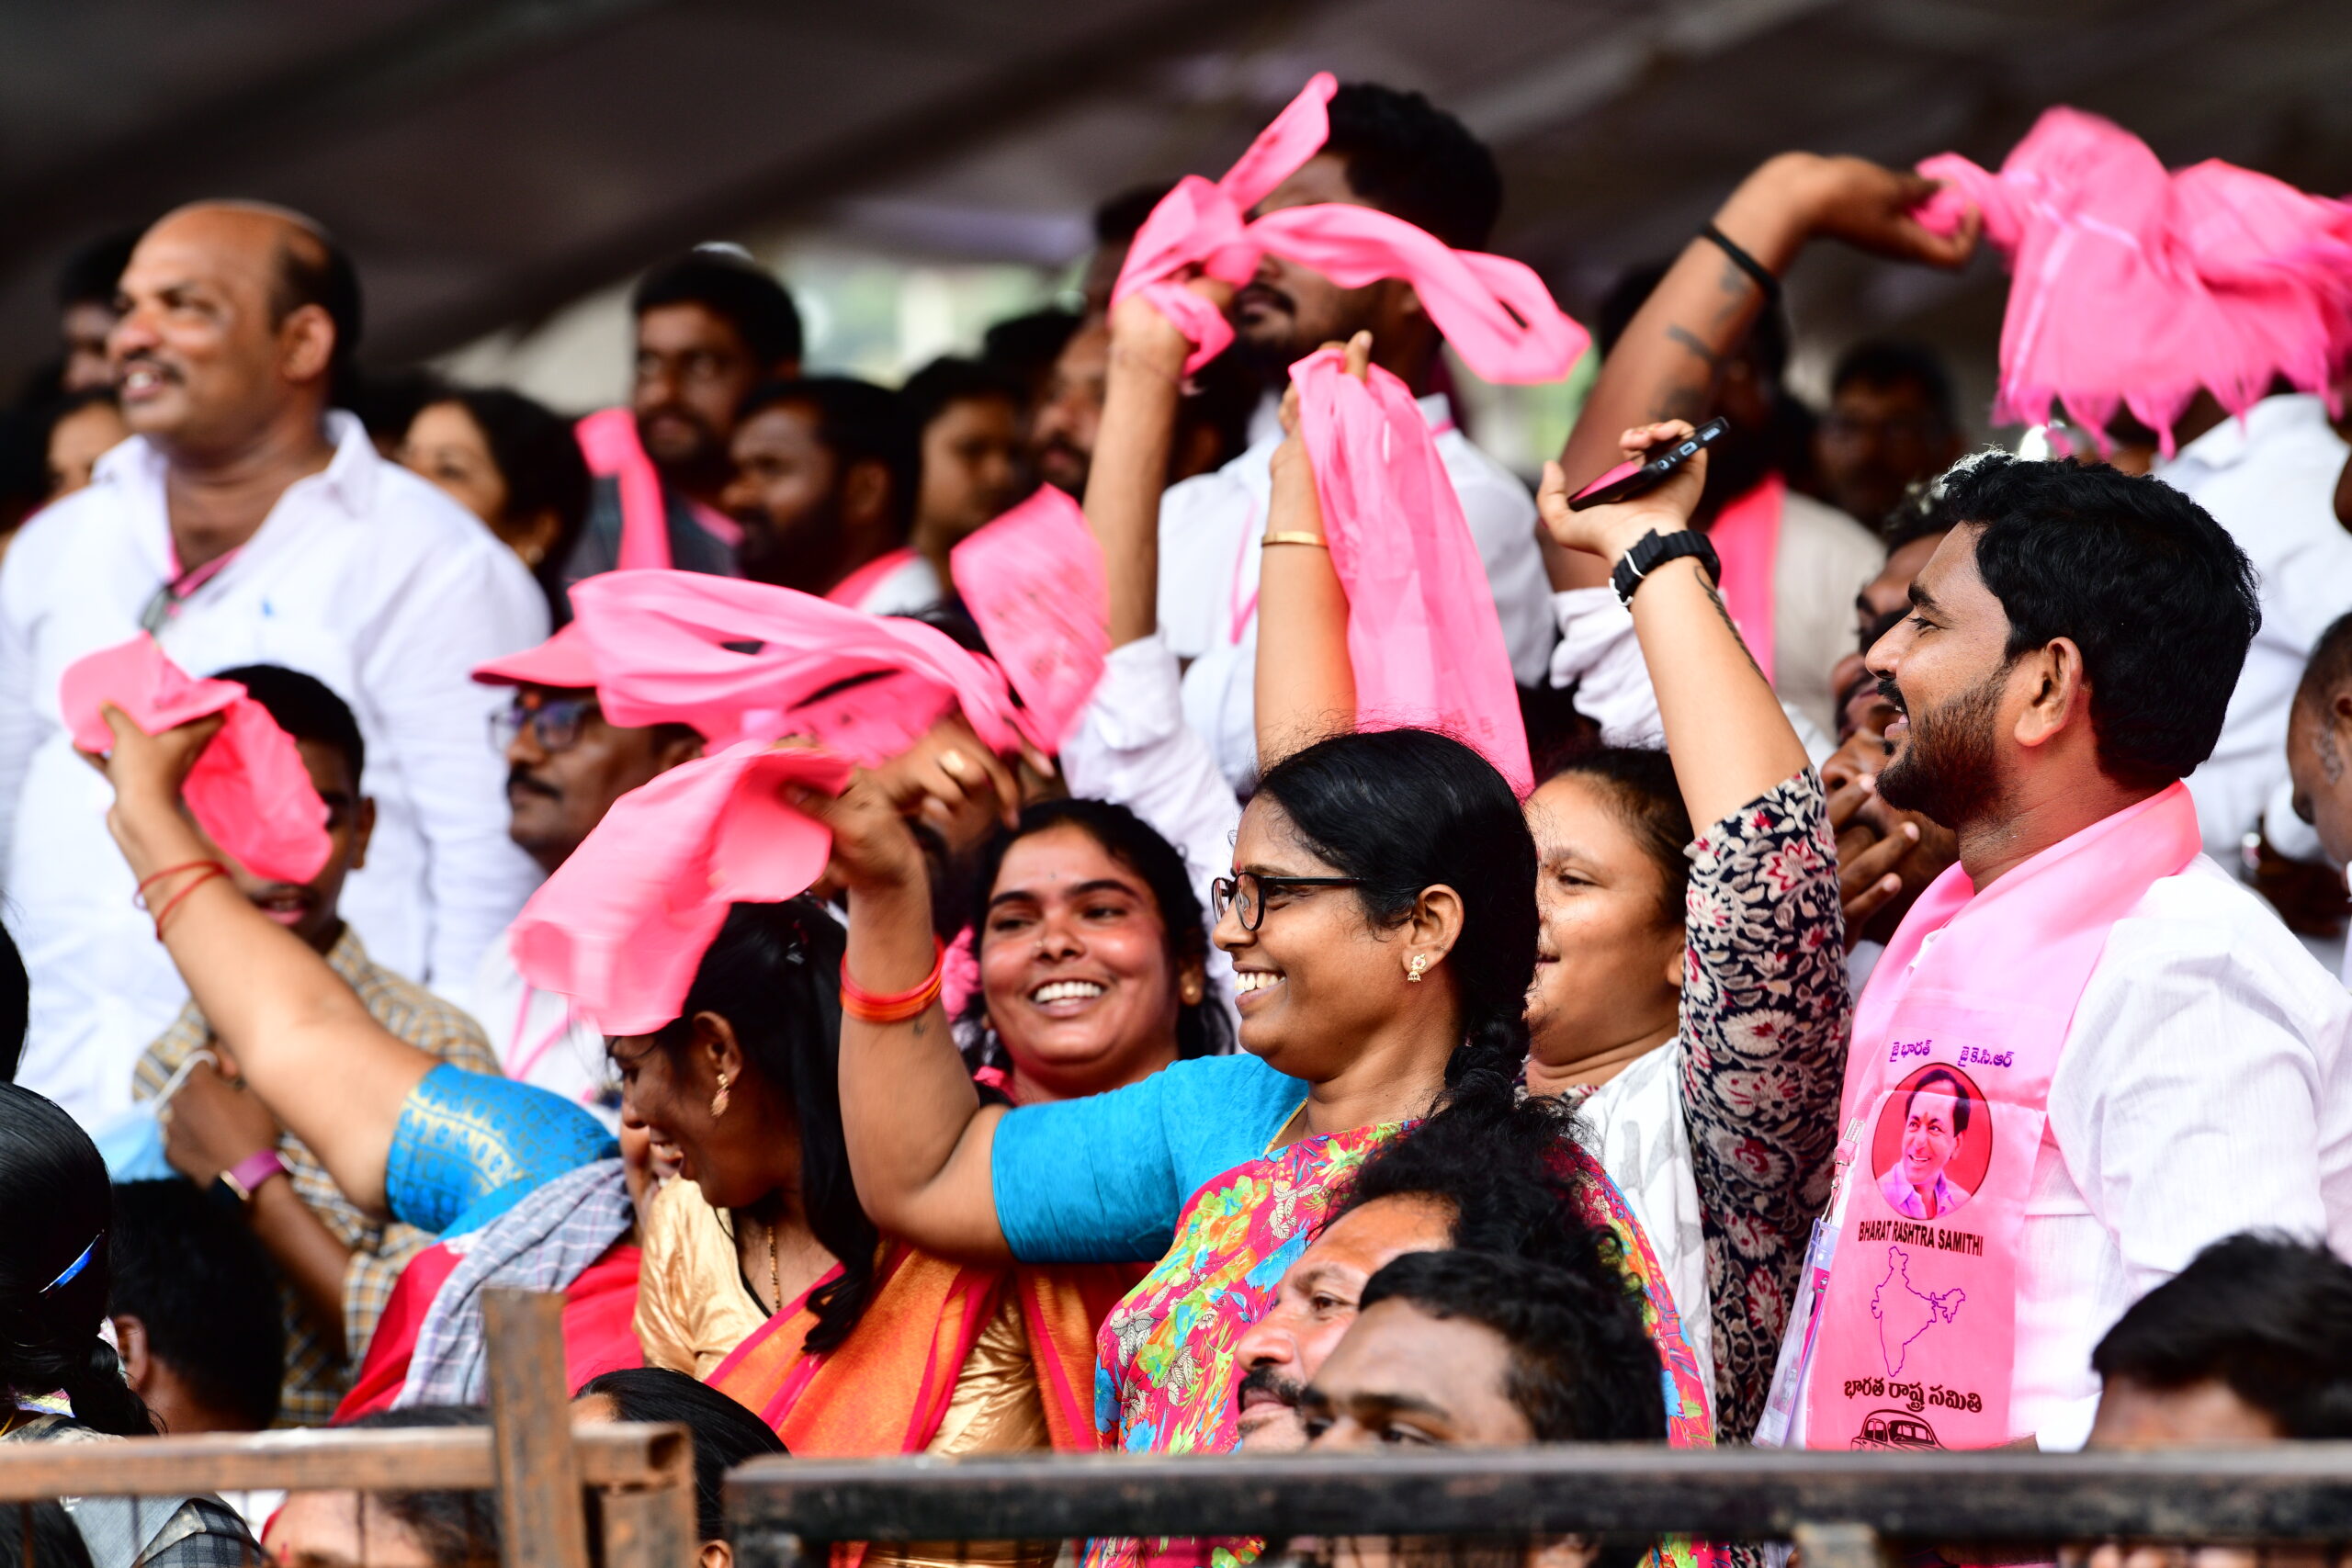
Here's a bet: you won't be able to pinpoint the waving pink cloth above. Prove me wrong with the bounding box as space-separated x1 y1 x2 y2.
1292 349 1532 795
509 743 853 1035
1114 73 1587 385
1911 107 2352 452
60 636 332 886
568 570 1043 762
949 484 1109 750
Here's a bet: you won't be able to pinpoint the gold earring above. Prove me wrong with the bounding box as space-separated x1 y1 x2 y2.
1406 953 1430 984
709 1070 731 1120
1182 980 1204 1006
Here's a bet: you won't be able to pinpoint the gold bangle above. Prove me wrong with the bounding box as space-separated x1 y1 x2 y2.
1261 532 1329 549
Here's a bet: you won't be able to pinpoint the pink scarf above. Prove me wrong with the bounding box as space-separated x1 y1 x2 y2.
1114 73 1587 385
1911 107 2352 454
507 742 853 1035
1708 478 1782 686
60 636 332 886
1291 348 1532 794
575 408 742 570
948 484 1109 750
1800 783 2200 1449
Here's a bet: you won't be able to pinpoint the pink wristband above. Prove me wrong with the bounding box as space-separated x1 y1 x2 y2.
220 1148 288 1204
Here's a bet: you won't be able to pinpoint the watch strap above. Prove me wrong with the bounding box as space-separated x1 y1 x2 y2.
1611 529 1723 606
220 1148 288 1204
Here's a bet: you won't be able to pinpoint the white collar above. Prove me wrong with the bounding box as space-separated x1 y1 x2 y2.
2162 393 2332 473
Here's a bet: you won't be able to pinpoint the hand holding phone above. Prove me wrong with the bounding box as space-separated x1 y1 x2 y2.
1566 416 1730 510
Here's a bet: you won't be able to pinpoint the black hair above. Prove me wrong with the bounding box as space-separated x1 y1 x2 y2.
1537 748 1691 928
0 920 26 1083
737 377 920 539
1881 468 1963 555
1944 454 2261 789
108 1180 284 1430
268 220 365 411
430 387 594 624
2296 610 2352 719
1333 1081 1613 1282
57 229 141 310
210 663 365 783
1830 338 1958 433
652 899 878 1354
1905 1066 1973 1135
576 1368 786 1540
1322 84 1502 252
956 798 1232 1077
1093 184 1177 246
0 1084 153 1437
0 1500 93 1568
2092 1232 2352 1438
1356 1248 1668 1443
1596 258 1790 388
632 251 803 369
981 310 1082 394
900 356 1026 434
346 367 446 447
1251 728 1538 1093
342 1405 500 1566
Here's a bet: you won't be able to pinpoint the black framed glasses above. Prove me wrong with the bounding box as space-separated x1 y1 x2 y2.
1210 872 1366 932
490 693 599 754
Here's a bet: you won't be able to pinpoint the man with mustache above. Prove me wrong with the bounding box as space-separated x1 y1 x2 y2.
720 377 935 611
0 201 544 1125
1766 452 2351 1454
565 247 804 582
1153 83 1555 791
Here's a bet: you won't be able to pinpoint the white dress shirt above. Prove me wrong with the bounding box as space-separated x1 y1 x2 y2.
1778 852 2352 1451
469 929 620 1131
2156 396 2352 860
1157 394 1553 792
0 413 547 1124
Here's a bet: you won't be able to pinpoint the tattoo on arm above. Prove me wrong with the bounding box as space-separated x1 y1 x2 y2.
1702 578 1768 682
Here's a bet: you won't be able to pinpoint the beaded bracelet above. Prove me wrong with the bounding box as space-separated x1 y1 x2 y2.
840 938 948 1024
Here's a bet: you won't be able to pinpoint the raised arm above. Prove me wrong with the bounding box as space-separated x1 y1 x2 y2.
1253 333 1368 768
90 708 430 1217
1547 153 1979 591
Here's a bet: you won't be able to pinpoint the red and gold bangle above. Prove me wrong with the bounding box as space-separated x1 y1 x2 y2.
841 939 947 1024
133 859 228 909
151 865 229 942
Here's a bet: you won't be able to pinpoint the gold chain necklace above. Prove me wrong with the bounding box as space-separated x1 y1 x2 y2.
766 1218 782 1316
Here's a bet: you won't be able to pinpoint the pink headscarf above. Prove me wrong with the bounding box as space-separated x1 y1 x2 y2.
1912 107 2352 453
1114 73 1588 385
60 636 333 886
1292 349 1532 795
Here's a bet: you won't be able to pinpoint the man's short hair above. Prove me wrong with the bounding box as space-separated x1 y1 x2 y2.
1357 1248 1668 1443
1094 183 1176 247
737 377 919 537
211 664 366 782
109 1180 285 1429
1906 1066 1973 1134
57 228 141 310
2297 611 2352 718
899 356 1025 434
2092 1232 2352 1438
1946 453 2259 789
632 250 803 368
1830 338 1958 433
269 220 364 409
1322 83 1502 253
981 308 1081 389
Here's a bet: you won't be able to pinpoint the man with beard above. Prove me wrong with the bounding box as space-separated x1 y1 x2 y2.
721 377 934 612
0 201 543 1125
1152 83 1555 791
1761 452 2350 1454
566 248 803 582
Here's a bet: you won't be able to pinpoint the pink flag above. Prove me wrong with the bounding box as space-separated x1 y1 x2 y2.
1911 107 2352 453
509 742 854 1035
59 636 333 886
1292 349 1532 795
567 570 1046 761
1113 73 1588 385
949 485 1109 750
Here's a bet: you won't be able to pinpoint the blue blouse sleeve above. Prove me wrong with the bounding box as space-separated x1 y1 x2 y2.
385 1065 619 1238
989 1054 1306 1264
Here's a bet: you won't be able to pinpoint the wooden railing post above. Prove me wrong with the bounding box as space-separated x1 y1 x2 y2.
595 1431 700 1568
484 1289 591 1568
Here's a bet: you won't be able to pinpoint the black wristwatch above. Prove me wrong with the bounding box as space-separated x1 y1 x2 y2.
1611 528 1721 606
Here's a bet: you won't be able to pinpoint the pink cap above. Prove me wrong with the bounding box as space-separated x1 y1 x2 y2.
472 622 598 691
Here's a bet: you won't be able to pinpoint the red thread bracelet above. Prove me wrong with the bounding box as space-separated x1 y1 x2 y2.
133 860 227 909
151 865 229 942
841 939 947 1024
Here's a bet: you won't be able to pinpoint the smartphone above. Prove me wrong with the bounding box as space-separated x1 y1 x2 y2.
1566 416 1730 510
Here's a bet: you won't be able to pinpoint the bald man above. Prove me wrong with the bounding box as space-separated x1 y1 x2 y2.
0 203 546 1127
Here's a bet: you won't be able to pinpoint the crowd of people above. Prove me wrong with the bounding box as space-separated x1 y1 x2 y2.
0 71 2349 1568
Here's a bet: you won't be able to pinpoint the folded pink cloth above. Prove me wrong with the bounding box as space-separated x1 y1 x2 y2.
1912 107 2352 452
950 484 1109 750
1292 349 1532 795
1114 73 1588 385
575 409 741 570
508 742 854 1035
567 570 1044 761
59 636 332 886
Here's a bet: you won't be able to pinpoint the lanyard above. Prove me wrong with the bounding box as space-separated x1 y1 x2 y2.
139 547 242 637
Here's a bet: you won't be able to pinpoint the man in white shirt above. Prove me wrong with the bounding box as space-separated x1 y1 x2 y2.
0 202 546 1125
1786 452 2351 1451
2154 393 2352 861
1156 83 1552 791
